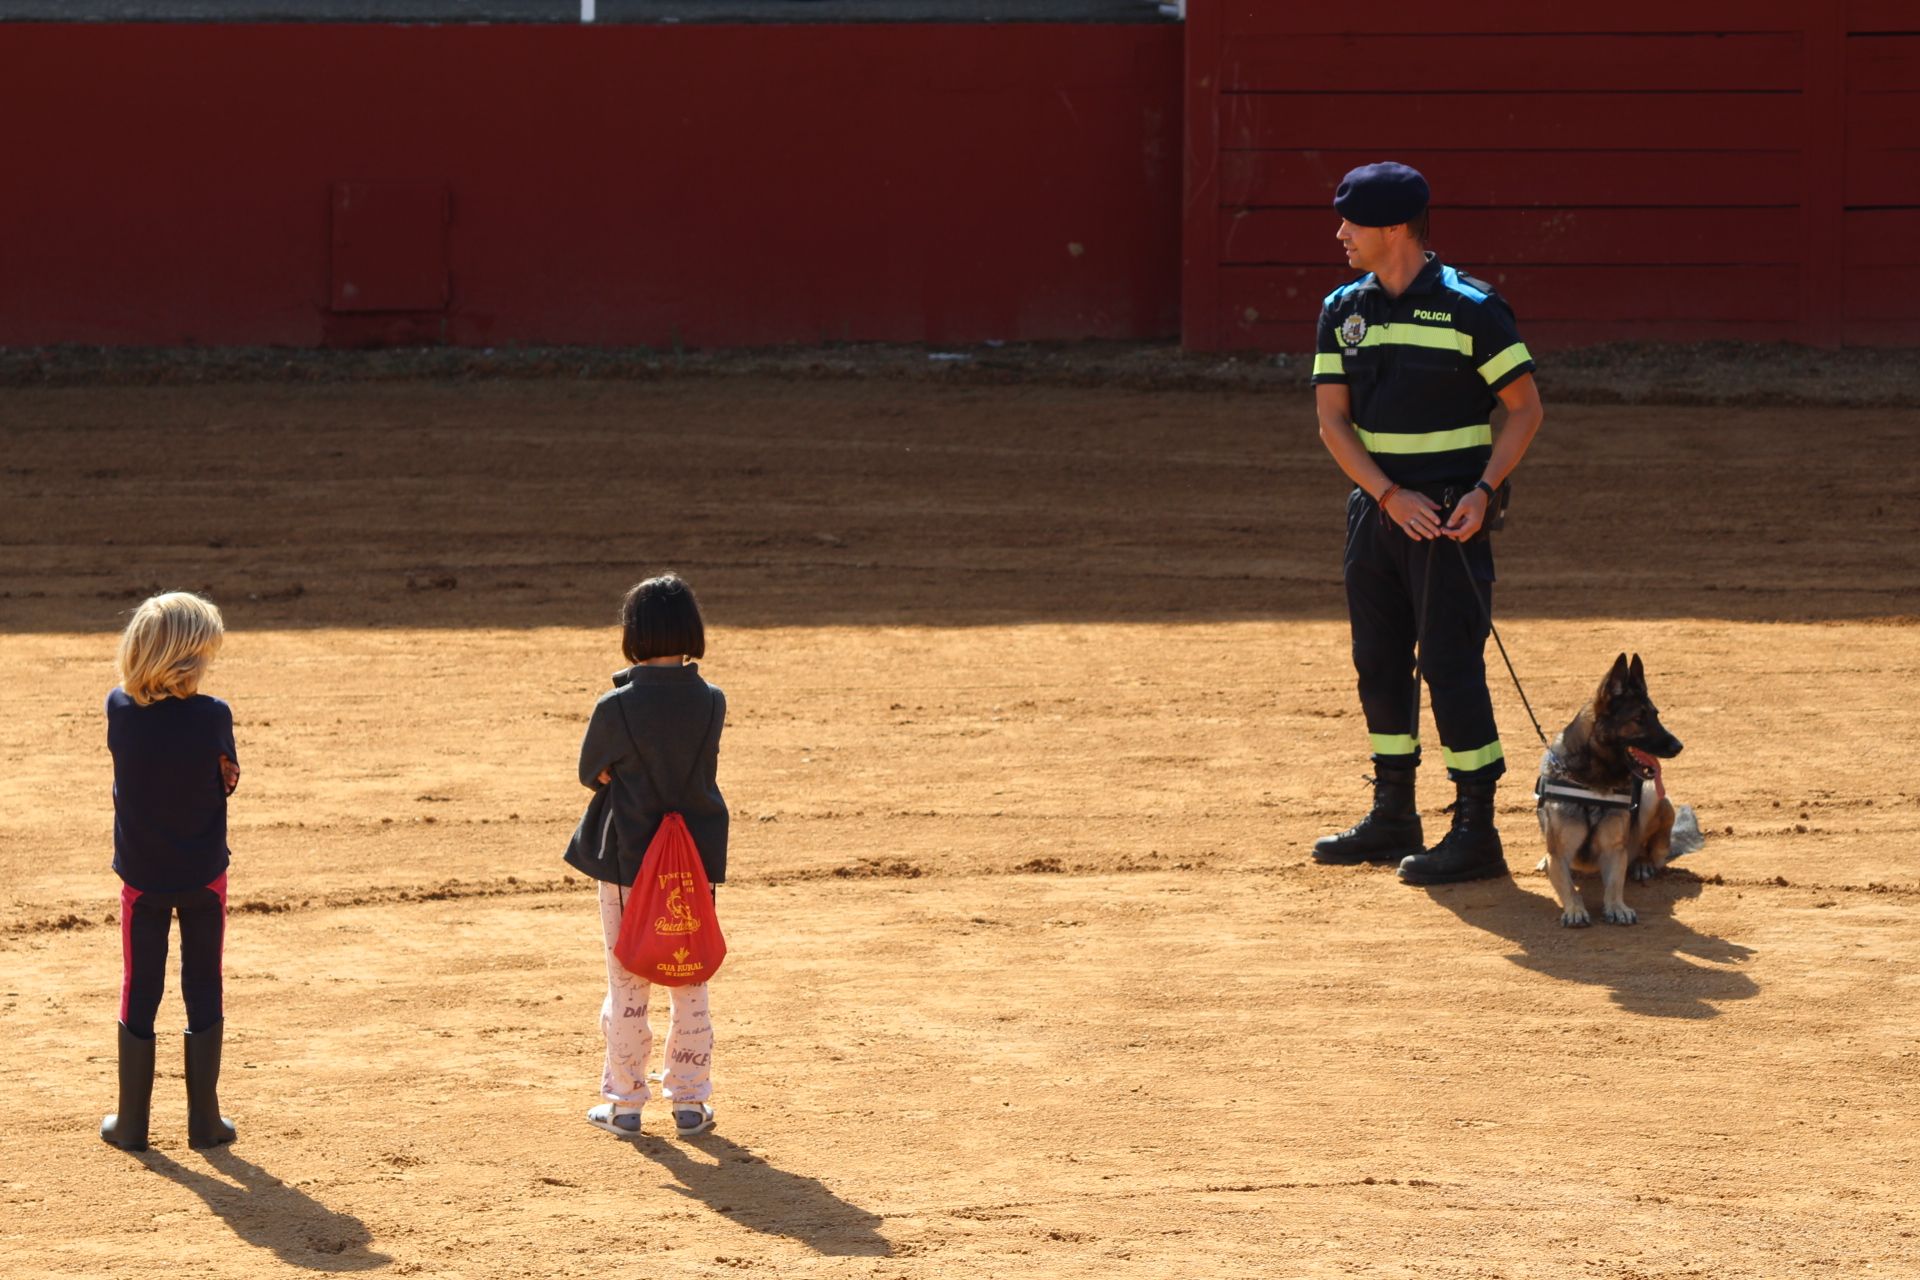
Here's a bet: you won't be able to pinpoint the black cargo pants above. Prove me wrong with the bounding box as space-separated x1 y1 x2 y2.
1343 486 1505 783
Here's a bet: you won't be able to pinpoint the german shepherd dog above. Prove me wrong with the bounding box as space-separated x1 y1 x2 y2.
1536 654 1685 926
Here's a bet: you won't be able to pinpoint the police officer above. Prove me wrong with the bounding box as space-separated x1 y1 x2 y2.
1309 162 1544 885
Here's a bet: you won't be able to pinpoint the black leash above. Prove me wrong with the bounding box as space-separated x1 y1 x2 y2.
1396 488 1548 752
1445 535 1549 748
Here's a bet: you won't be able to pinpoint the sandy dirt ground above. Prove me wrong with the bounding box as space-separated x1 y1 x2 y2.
3 378 1918 1279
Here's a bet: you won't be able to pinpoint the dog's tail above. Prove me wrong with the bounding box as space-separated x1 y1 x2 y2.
1670 804 1706 859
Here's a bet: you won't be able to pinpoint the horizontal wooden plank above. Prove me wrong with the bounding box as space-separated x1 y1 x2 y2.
1220 1 1804 37
1224 33 1804 93
1844 100 1920 202
1846 209 1920 263
1846 95 1920 149
1223 93 1808 152
1840 267 1920 320
1841 318 1920 344
1218 308 1802 352
1222 149 1806 209
1518 318 1804 349
1221 264 1800 326
1846 35 1920 88
1845 139 1920 206
1221 207 1806 266
1849 1 1920 32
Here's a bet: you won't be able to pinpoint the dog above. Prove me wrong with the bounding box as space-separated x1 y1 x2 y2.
1535 653 1685 927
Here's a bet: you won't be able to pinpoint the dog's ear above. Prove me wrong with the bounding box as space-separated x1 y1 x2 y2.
1629 653 1646 686
1600 652 1630 705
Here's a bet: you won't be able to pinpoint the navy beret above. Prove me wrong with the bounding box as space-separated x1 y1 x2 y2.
1333 162 1430 227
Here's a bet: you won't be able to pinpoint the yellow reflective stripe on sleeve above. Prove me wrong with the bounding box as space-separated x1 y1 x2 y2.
1354 424 1493 455
1313 352 1345 376
1355 324 1473 356
1369 732 1419 756
1442 740 1505 771
1477 342 1532 386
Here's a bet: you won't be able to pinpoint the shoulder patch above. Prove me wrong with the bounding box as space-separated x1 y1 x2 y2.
1439 265 1490 304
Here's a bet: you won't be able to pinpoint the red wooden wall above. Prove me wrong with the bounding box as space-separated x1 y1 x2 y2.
0 23 1181 349
7 15 1911 354
1183 0 1920 351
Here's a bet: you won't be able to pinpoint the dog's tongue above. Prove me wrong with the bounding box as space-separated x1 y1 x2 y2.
1629 748 1666 806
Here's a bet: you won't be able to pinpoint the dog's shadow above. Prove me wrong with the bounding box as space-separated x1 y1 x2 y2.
1425 867 1758 1018
628 1132 890 1257
134 1147 390 1271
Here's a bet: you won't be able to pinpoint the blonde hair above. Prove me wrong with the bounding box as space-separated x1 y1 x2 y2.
117 592 225 705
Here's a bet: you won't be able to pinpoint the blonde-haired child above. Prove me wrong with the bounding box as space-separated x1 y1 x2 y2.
100 592 241 1152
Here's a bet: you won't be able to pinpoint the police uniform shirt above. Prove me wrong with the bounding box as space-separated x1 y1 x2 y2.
1311 254 1535 491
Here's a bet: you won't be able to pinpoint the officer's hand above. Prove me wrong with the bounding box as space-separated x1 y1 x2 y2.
1387 488 1443 540
1443 490 1487 540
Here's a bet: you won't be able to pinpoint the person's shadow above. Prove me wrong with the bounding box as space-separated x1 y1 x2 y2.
1423 866 1758 1018
135 1147 390 1271
629 1132 890 1257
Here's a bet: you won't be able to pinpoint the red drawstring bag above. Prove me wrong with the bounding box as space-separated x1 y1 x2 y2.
613 813 726 986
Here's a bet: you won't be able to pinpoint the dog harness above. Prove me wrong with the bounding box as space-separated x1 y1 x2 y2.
1536 747 1646 862
1535 775 1641 815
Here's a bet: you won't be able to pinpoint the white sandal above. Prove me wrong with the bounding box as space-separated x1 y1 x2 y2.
672 1103 715 1138
586 1103 642 1137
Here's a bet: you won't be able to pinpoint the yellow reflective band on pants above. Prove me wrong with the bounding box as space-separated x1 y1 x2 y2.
1354 424 1493 455
1478 342 1532 386
1369 732 1419 756
1441 740 1504 772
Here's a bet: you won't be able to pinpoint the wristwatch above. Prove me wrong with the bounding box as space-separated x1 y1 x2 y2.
1474 479 1497 502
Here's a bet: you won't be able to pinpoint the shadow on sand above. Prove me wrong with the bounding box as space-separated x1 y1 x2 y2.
136 1146 390 1271
1424 867 1757 1018
629 1131 890 1257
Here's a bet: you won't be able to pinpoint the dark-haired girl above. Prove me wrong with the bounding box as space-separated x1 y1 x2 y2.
565 573 728 1139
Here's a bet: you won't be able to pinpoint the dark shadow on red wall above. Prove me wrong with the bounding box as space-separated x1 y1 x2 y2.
1 23 1182 348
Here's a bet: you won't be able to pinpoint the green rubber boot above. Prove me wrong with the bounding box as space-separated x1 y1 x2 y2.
101 1022 155 1152
185 1019 237 1149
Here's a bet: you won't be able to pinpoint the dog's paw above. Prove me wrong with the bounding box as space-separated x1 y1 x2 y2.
1630 859 1662 883
1603 903 1639 925
1559 906 1591 928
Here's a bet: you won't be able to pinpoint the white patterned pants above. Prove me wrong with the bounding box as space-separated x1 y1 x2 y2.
597 878 714 1109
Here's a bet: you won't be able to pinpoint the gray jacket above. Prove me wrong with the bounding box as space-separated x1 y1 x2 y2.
563 662 728 886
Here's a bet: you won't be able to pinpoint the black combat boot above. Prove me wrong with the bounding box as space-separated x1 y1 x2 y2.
1312 764 1422 865
1398 779 1506 885
184 1020 237 1149
101 1022 155 1151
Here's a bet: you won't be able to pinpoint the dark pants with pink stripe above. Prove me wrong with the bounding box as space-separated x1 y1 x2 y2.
120 875 226 1037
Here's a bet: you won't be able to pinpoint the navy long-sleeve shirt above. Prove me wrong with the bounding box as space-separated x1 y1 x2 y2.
106 689 235 892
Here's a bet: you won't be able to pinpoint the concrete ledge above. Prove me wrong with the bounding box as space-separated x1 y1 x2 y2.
2 1 1177 23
